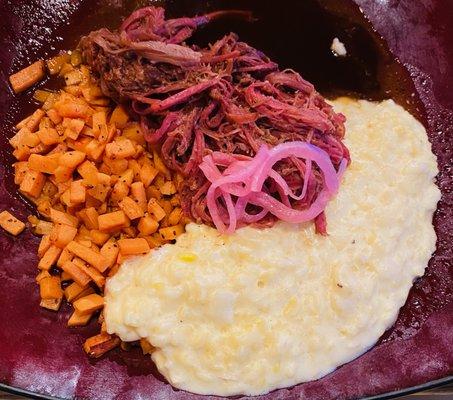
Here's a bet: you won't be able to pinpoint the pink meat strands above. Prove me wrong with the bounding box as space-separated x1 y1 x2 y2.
80 6 350 234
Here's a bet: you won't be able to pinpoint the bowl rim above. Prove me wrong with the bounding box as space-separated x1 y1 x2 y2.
1 376 452 400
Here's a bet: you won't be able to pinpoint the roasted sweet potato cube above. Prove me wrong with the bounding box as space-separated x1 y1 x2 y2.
39 276 63 300
0 211 26 236
137 215 159 235
70 180 86 204
118 238 150 256
50 208 79 227
50 224 78 248
73 293 104 315
40 297 63 311
98 210 130 232
38 245 62 270
61 260 91 287
68 310 93 327
66 241 108 272
28 154 58 174
9 60 46 93
119 196 144 220
100 240 120 270
37 128 61 146
147 198 166 221
20 170 46 198
109 105 129 129
83 332 120 358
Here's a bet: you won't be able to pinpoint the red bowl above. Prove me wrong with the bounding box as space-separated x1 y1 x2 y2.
0 1 452 399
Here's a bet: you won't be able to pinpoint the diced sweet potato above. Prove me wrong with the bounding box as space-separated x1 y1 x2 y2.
26 109 46 132
98 210 130 232
9 60 46 93
64 118 85 140
159 224 185 241
78 264 106 288
68 310 93 327
47 53 71 75
89 230 110 246
118 238 150 256
50 208 79 227
66 241 108 272
168 207 183 226
61 260 91 287
100 240 120 270
105 138 136 159
14 162 29 185
159 181 177 196
109 105 129 129
83 332 120 358
0 211 26 236
87 184 110 202
77 160 99 185
111 181 129 204
20 170 46 198
140 162 159 188
147 198 166 221
50 224 78 248
59 150 86 168
57 247 72 268
38 245 62 270
70 180 86 204
73 293 104 315
32 219 53 235
28 154 58 174
64 282 94 302
40 298 63 311
130 182 147 212
38 235 52 258
77 207 99 230
54 100 91 119
119 196 144 220
39 276 63 300
137 215 159 235
85 139 106 161
37 128 61 146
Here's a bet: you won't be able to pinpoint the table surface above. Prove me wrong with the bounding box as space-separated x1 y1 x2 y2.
1 384 453 399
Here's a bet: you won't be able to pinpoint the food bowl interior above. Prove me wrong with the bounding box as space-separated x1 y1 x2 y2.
0 0 452 399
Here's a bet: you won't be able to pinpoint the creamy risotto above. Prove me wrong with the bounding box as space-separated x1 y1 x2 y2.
105 98 440 396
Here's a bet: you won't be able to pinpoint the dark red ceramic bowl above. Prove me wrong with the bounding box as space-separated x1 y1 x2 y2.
1 1 452 399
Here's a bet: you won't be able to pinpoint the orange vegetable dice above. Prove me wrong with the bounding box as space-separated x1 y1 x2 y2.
50 208 79 227
37 128 61 145
20 170 46 198
137 215 159 235
59 150 86 168
109 105 129 129
0 211 26 236
119 196 144 220
50 224 78 248
70 180 86 204
61 260 91 287
98 210 130 232
39 276 63 300
66 241 108 272
105 138 136 159
147 198 166 221
38 245 62 270
118 238 150 256
73 293 104 315
28 154 58 174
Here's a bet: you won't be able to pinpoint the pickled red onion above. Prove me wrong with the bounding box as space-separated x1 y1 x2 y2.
199 141 344 234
